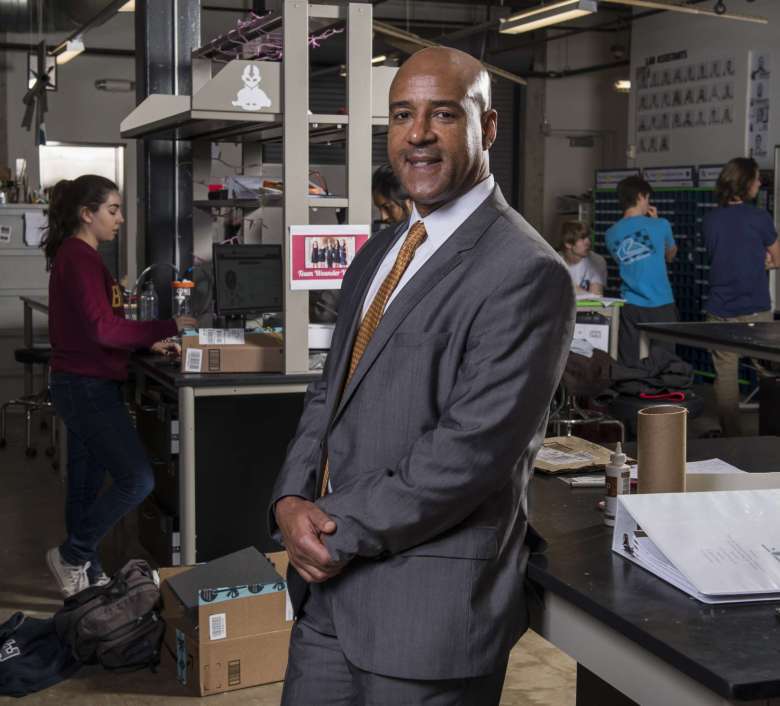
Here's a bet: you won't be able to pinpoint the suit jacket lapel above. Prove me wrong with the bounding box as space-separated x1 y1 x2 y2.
330 186 506 427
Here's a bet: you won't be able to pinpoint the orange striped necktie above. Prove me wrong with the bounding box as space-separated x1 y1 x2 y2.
319 220 428 497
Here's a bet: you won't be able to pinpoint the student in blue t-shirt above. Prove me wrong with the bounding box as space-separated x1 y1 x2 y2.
703 157 780 436
606 176 678 364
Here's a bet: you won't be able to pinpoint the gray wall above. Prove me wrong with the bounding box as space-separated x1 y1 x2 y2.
627 0 778 169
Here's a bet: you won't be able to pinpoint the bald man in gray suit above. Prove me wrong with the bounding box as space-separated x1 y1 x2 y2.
270 47 574 705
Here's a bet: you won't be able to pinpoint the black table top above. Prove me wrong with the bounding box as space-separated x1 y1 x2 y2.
639 321 780 357
528 436 780 701
131 352 320 391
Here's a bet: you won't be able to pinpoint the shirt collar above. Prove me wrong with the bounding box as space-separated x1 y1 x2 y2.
407 175 495 245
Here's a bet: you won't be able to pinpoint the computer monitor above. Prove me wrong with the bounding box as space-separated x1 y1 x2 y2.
213 243 283 318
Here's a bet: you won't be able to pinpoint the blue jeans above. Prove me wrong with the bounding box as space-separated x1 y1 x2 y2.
49 373 154 576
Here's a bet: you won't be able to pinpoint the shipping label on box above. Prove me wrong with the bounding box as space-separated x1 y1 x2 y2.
573 323 609 353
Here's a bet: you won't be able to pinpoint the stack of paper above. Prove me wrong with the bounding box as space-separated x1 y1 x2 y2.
535 436 614 474
613 490 780 604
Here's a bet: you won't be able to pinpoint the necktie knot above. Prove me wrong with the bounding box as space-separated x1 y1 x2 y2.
402 220 427 255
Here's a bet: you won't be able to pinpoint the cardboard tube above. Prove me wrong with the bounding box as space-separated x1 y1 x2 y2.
637 405 687 494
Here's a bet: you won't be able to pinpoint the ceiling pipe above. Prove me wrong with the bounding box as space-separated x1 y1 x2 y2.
0 0 115 33
0 41 134 57
526 58 630 79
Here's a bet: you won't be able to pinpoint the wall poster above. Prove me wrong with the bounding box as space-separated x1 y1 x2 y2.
635 49 738 166
289 224 369 290
748 51 771 167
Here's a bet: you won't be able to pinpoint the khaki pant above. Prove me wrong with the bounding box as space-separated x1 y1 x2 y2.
706 310 773 436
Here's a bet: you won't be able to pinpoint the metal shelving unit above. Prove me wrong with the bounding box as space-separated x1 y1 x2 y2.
121 0 394 375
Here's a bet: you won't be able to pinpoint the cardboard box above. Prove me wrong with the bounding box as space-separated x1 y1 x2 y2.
180 332 283 374
159 548 292 696
573 322 610 353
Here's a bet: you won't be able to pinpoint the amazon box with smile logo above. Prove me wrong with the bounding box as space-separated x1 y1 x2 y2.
180 329 283 374
159 547 292 696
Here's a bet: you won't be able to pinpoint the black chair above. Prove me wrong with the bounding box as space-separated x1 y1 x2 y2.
607 392 705 440
549 382 626 442
0 347 56 459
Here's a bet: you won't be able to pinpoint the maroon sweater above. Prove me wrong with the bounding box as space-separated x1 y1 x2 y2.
49 238 177 381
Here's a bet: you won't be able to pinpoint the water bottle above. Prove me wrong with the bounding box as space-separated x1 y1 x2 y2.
139 280 159 321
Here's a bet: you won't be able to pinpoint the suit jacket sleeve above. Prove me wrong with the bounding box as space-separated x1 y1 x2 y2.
317 257 575 562
267 363 330 541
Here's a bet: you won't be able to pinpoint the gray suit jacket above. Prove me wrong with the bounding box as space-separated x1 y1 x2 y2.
270 185 574 680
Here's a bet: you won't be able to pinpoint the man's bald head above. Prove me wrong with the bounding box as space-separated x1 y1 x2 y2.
392 47 492 113
387 47 497 216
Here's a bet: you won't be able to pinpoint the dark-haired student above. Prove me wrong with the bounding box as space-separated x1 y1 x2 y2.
42 175 197 597
704 158 780 436
606 176 678 365
371 163 412 227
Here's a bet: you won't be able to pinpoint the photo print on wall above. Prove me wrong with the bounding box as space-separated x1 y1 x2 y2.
634 52 737 160
748 51 771 166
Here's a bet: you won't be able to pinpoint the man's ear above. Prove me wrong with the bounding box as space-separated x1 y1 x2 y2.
482 109 498 151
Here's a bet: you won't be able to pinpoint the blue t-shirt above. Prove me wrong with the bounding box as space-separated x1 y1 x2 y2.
703 203 777 317
605 215 675 307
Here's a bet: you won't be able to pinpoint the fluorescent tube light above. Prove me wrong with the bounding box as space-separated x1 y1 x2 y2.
56 37 85 65
371 55 387 64
614 79 631 93
118 0 135 10
499 0 598 35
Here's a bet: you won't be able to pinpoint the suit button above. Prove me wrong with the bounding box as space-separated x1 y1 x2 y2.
386 469 394 477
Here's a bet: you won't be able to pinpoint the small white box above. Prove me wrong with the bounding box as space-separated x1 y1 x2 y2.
573 323 609 353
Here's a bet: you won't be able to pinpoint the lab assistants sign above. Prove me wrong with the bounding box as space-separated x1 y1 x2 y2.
289 224 369 290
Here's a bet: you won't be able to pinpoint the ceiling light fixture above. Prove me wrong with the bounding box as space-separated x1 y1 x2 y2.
614 79 631 93
118 0 135 10
599 0 766 24
499 0 598 35
56 37 85 65
371 54 387 64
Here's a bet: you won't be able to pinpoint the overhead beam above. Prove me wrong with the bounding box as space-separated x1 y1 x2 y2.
372 20 527 86
601 0 767 24
49 0 130 57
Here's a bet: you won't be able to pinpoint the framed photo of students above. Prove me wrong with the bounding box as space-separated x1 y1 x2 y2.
289 224 370 290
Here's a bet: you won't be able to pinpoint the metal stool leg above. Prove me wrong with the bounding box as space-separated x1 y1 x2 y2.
25 409 36 458
0 403 7 448
46 410 57 458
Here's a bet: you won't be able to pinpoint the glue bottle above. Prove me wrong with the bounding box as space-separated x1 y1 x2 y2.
604 442 630 527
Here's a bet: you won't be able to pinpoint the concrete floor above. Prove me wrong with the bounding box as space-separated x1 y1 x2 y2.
0 411 577 705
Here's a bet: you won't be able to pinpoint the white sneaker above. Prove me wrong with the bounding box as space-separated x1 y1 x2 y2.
46 547 91 598
90 571 110 587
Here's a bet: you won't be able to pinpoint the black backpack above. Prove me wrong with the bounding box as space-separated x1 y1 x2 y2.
53 559 165 672
0 612 80 697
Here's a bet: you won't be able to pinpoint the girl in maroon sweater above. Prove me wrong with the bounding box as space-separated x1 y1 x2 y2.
42 175 196 597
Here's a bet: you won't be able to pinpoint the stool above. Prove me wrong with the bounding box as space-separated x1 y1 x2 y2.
0 347 56 459
549 383 625 443
608 392 705 440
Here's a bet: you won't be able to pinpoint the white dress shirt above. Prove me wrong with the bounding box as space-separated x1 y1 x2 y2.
361 175 495 319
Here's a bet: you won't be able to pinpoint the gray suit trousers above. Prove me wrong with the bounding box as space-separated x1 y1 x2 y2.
281 615 509 706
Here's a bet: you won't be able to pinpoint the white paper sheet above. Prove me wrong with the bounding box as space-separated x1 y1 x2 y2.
198 328 245 345
629 457 745 480
23 211 47 247
536 446 594 466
